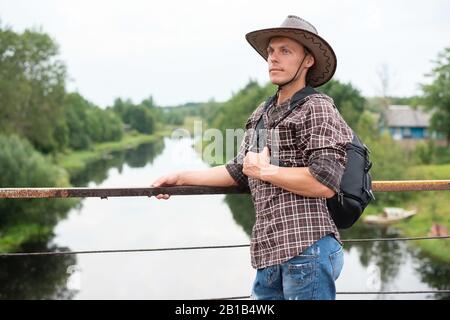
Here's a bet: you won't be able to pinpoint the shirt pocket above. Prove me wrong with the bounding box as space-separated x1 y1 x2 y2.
268 123 302 166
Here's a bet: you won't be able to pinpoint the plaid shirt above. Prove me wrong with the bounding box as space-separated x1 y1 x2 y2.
225 91 353 269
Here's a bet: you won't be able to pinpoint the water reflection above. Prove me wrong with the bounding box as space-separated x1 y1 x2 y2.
0 238 77 299
71 141 164 186
224 194 255 236
341 225 404 286
412 249 450 300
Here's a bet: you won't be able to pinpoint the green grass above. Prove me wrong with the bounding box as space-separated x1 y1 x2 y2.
407 163 450 180
55 131 165 176
388 163 450 262
395 191 450 262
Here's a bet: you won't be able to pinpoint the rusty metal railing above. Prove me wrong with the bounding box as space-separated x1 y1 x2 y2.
0 180 449 199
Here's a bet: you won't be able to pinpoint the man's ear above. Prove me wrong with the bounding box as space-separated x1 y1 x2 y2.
306 54 315 68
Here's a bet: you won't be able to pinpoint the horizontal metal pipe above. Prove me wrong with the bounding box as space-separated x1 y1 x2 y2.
0 186 249 199
373 180 450 192
0 180 449 199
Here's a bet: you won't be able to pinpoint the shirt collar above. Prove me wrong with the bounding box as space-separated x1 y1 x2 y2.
290 85 317 107
265 85 318 112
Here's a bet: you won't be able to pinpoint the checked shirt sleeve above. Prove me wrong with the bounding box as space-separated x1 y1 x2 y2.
300 100 353 193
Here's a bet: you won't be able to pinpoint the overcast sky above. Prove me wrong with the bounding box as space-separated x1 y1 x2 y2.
1 0 449 107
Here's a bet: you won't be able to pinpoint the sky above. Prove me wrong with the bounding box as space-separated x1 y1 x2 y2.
0 0 449 107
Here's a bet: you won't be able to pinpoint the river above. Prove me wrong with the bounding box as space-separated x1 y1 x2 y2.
0 137 448 299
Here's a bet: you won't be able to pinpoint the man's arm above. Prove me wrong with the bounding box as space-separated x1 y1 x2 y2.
178 165 238 187
151 165 238 200
262 166 335 198
242 146 335 198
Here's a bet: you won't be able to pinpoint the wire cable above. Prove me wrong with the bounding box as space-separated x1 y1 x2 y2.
1 236 449 257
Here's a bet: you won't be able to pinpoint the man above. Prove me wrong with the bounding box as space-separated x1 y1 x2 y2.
152 15 353 300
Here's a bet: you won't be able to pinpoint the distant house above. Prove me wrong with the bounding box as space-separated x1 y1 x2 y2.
382 105 431 140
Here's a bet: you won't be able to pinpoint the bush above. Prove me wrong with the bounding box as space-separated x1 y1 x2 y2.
0 134 75 229
412 141 436 165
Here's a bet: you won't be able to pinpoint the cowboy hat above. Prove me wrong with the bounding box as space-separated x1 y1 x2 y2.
245 15 336 87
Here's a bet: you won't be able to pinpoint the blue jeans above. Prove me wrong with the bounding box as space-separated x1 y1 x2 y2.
251 234 344 300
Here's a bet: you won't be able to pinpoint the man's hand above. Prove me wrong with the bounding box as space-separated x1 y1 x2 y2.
150 166 239 200
151 173 181 200
243 146 277 180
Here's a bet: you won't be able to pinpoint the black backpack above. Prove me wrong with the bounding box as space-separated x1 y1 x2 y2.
326 132 375 229
251 90 375 229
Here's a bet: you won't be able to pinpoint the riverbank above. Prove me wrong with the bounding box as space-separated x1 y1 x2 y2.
397 190 450 262
55 131 167 176
363 164 450 263
394 163 450 262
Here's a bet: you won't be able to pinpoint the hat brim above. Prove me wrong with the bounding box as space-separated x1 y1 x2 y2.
245 27 337 87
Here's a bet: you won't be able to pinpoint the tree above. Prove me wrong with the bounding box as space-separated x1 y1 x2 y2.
0 25 67 153
318 79 366 128
141 95 155 109
64 93 124 150
63 93 92 149
110 97 156 134
421 48 450 146
211 79 275 135
111 97 133 122
128 106 155 134
375 62 398 108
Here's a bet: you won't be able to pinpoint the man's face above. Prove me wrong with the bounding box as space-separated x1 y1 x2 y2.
266 36 311 85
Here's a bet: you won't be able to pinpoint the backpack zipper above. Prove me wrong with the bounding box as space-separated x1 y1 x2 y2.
338 191 344 205
337 191 366 206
